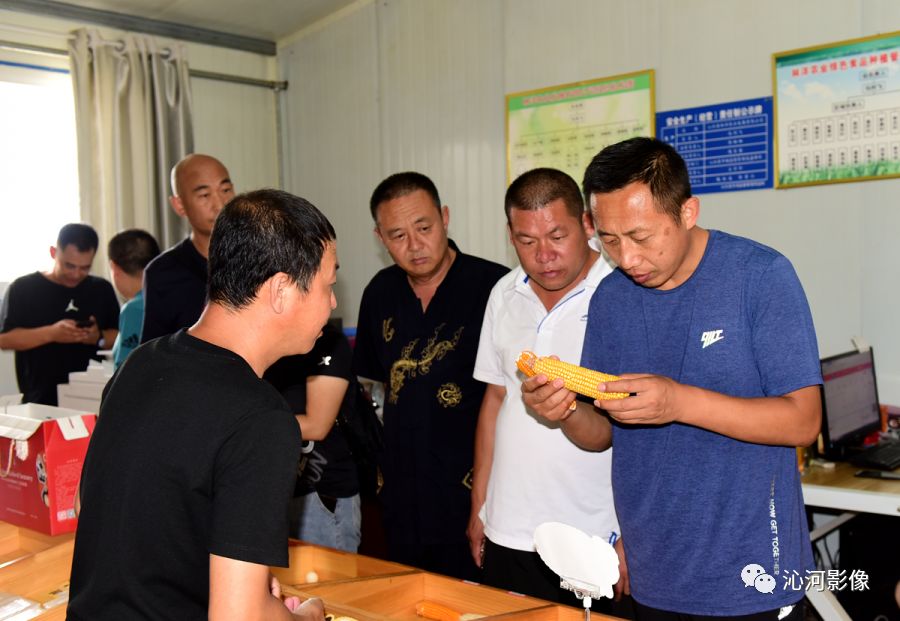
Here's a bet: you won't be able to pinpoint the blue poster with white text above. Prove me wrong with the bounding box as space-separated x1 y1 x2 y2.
656 97 773 194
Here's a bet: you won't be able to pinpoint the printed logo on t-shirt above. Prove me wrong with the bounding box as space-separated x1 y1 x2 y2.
318 356 332 366
700 329 725 349
65 299 79 313
382 317 395 342
436 382 462 408
461 468 473 490
388 323 463 404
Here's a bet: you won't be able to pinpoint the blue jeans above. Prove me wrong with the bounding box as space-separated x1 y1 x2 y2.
288 492 361 553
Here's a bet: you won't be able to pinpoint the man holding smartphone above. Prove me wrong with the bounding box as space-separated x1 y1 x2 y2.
0 223 119 405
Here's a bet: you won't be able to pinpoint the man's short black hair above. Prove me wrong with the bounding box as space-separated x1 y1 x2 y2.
208 189 336 310
369 172 441 221
108 229 161 276
505 168 584 224
582 137 692 223
57 223 99 252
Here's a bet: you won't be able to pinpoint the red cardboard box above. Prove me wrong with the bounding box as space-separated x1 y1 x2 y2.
0 404 96 535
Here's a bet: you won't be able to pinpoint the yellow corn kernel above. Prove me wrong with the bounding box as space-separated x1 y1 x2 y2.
516 351 628 400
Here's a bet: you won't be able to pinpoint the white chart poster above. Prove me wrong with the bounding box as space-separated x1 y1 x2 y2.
774 32 900 188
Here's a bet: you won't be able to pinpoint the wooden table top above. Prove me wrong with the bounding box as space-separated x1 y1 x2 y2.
801 461 900 516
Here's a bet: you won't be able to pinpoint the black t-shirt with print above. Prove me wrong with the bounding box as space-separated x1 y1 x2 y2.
68 330 300 621
352 240 508 546
265 323 358 499
0 272 119 405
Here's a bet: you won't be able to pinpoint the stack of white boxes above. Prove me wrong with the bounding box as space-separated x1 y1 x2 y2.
56 360 113 414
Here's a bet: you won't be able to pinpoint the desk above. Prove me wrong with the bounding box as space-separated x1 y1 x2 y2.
801 462 900 620
803 461 900 517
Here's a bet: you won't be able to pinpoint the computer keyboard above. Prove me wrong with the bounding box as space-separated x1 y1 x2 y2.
850 441 900 471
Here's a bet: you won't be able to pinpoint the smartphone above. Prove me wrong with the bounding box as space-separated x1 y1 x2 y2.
75 319 95 329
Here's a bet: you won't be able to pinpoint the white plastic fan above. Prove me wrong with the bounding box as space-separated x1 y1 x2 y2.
533 522 620 620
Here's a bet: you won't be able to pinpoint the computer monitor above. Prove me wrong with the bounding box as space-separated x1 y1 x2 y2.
819 348 881 460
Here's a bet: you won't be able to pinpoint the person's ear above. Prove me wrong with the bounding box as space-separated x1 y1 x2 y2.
680 197 700 230
441 205 450 231
268 273 291 314
49 246 57 260
169 195 186 218
581 211 596 237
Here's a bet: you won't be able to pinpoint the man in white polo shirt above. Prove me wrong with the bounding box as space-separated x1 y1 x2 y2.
468 168 629 614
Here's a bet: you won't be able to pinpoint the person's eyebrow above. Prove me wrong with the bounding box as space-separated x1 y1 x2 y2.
596 226 648 237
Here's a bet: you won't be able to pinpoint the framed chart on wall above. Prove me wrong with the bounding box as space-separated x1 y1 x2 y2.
773 31 900 188
506 70 654 185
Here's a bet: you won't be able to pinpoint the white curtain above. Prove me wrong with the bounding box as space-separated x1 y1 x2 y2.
68 28 194 257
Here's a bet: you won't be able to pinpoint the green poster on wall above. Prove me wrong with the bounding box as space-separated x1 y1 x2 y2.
506 70 655 186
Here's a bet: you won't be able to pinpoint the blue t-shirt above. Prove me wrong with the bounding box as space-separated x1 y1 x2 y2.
112 291 144 369
582 230 821 616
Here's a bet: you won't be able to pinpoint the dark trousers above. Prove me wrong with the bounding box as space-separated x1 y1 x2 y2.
633 599 804 621
482 538 635 619
388 539 481 583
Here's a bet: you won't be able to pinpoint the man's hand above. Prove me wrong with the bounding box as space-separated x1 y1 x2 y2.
596 374 684 426
82 315 101 345
520 359 612 452
49 319 93 344
520 373 578 423
269 574 285 600
599 377 821 447
466 512 485 568
286 597 325 620
271 574 325 619
613 538 630 601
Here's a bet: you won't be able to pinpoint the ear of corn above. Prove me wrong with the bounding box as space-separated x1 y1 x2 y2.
516 350 629 400
415 601 462 621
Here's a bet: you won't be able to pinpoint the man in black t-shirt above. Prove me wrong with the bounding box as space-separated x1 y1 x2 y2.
0 223 119 405
265 322 362 553
68 190 334 621
353 172 508 581
140 153 233 343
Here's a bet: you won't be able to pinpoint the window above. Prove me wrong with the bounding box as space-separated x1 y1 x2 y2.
0 61 80 284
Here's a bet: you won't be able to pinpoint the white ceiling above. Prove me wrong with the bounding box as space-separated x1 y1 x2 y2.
71 0 359 42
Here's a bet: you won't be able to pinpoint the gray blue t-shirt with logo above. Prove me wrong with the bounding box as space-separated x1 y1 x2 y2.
582 229 821 616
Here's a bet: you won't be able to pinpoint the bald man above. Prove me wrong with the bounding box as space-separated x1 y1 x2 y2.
140 154 234 343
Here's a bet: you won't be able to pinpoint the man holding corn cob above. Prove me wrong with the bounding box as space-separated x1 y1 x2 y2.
469 168 629 614
523 138 821 621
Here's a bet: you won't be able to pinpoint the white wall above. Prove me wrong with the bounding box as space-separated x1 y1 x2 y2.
277 0 900 402
278 0 510 325
188 44 280 192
